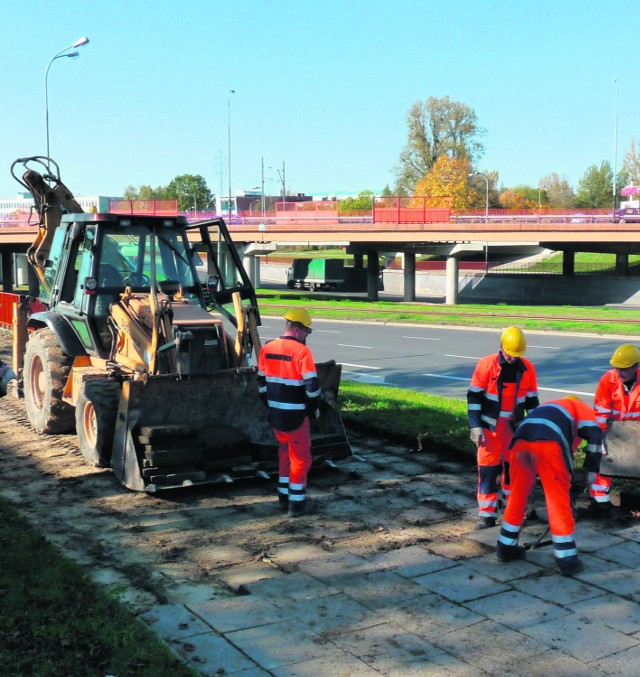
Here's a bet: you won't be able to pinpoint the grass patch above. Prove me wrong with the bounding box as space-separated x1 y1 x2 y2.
0 498 197 677
340 380 474 462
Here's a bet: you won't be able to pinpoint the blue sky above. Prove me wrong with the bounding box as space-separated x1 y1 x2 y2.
1 1 636 200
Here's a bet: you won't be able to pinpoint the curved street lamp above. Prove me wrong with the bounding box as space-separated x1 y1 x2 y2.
45 37 90 165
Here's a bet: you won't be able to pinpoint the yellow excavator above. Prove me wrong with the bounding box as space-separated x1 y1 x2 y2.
10 156 351 491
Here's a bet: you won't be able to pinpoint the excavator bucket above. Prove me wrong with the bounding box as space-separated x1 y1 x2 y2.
111 360 351 491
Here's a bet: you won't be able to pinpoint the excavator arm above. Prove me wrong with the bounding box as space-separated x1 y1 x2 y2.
11 156 83 293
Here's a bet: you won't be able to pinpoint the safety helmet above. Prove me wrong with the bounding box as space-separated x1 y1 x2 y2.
564 395 582 403
284 307 312 329
500 326 527 357
610 343 640 369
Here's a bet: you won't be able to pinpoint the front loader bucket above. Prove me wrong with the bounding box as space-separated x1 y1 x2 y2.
600 421 640 479
111 360 351 491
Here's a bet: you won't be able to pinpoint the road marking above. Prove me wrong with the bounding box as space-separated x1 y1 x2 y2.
402 336 440 340
529 344 560 350
539 387 595 397
422 373 469 382
338 344 373 349
342 363 381 370
445 354 479 360
316 329 341 333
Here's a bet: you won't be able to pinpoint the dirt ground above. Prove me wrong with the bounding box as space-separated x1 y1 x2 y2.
0 330 559 613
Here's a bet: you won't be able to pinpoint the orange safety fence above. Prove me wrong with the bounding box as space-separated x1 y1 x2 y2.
0 292 47 330
109 199 178 216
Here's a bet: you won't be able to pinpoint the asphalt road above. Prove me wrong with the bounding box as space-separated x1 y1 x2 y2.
258 318 625 404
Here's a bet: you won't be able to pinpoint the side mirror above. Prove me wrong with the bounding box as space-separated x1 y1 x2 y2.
206 274 220 292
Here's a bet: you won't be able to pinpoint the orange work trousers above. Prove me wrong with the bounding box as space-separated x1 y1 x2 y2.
477 417 513 517
503 438 575 538
274 418 312 487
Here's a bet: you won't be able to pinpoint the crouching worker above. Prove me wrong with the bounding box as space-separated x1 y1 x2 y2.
257 308 320 517
496 396 604 576
0 359 17 397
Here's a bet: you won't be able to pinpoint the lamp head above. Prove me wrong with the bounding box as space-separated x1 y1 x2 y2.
73 36 90 48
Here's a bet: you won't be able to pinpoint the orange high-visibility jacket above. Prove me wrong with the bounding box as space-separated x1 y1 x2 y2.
467 353 539 432
594 368 640 430
257 336 320 432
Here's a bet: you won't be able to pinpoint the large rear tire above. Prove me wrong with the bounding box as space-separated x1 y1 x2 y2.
24 328 75 434
76 379 122 467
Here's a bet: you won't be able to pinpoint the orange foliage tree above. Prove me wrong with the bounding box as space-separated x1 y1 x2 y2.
412 156 482 211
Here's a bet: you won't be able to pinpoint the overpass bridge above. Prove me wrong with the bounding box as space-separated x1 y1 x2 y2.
1 213 640 304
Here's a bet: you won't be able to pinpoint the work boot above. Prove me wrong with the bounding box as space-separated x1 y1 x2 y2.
496 541 526 562
577 500 612 519
557 555 583 577
477 516 497 529
278 495 289 511
288 499 310 518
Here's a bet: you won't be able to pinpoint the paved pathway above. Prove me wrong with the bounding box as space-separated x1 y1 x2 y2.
139 500 640 676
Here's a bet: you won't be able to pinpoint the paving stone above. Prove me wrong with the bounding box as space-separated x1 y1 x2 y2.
139 603 212 640
331 569 431 611
268 542 328 567
188 595 281 633
330 621 447 672
383 651 486 676
243 571 340 604
413 563 511 602
170 631 257 675
296 551 381 579
383 592 485 639
590 539 640 567
463 552 543 582
498 648 608 677
464 589 570 629
576 563 640 599
520 613 640 662
511 572 604 605
365 544 457 578
226 619 338 670
574 524 625 552
217 562 286 591
270 652 382 676
613 523 640 542
591 643 640 676
569 593 640 634
430 618 546 673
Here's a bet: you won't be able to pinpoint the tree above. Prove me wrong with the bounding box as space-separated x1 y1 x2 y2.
499 185 538 210
339 190 373 214
138 185 166 200
413 156 479 211
575 162 613 208
539 173 575 209
622 138 640 186
123 185 138 200
165 174 214 212
394 96 485 195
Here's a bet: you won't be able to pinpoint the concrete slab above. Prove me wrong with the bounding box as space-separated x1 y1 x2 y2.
270 653 382 676
139 603 213 640
217 562 286 591
430 618 546 674
170 631 258 675
188 595 280 633
520 614 640 662
243 571 340 604
382 651 484 677
569 593 640 634
365 544 458 578
331 569 431 611
592 643 640 676
464 589 570 629
574 523 625 552
225 619 339 670
510 573 604 605
463 552 543 582
296 551 381 579
413 563 511 602
590 539 640 567
499 648 608 677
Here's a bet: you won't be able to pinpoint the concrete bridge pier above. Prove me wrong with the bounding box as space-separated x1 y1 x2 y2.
562 251 575 275
445 256 459 305
616 253 629 276
403 252 416 302
1 251 12 292
367 250 379 301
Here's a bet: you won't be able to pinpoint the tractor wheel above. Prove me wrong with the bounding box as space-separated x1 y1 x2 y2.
76 379 122 467
24 328 75 434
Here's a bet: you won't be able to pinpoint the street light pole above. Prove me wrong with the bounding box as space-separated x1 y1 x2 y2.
227 89 235 221
261 156 265 217
45 36 90 166
613 76 619 218
469 172 489 223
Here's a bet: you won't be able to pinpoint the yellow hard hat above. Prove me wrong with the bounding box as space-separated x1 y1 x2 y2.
564 395 582 403
284 307 312 329
610 343 640 369
500 326 526 357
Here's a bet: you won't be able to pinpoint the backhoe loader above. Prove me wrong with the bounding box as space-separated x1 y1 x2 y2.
9 156 351 491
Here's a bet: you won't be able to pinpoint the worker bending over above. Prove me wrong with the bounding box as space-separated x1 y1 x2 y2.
587 343 640 517
467 326 539 528
257 308 320 517
497 396 604 576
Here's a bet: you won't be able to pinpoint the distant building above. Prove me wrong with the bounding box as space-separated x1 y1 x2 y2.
0 195 116 217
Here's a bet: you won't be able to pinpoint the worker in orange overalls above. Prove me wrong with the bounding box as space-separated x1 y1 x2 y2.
587 343 640 517
496 396 604 576
257 308 320 517
467 326 539 528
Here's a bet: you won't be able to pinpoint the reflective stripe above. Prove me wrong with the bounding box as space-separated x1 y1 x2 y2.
302 370 318 380
267 400 306 411
480 414 498 427
265 375 306 386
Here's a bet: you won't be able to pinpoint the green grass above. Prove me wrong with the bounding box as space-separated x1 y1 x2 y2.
0 499 197 677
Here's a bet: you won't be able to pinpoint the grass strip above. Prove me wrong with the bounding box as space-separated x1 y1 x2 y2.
0 498 197 677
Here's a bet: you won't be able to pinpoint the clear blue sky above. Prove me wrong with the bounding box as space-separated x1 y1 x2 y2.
1 0 636 200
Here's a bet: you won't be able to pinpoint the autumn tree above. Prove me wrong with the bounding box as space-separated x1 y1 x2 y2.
165 174 214 212
122 184 167 200
499 185 538 210
575 162 613 208
622 138 640 186
339 190 373 214
394 96 485 194
539 173 575 209
413 156 479 211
